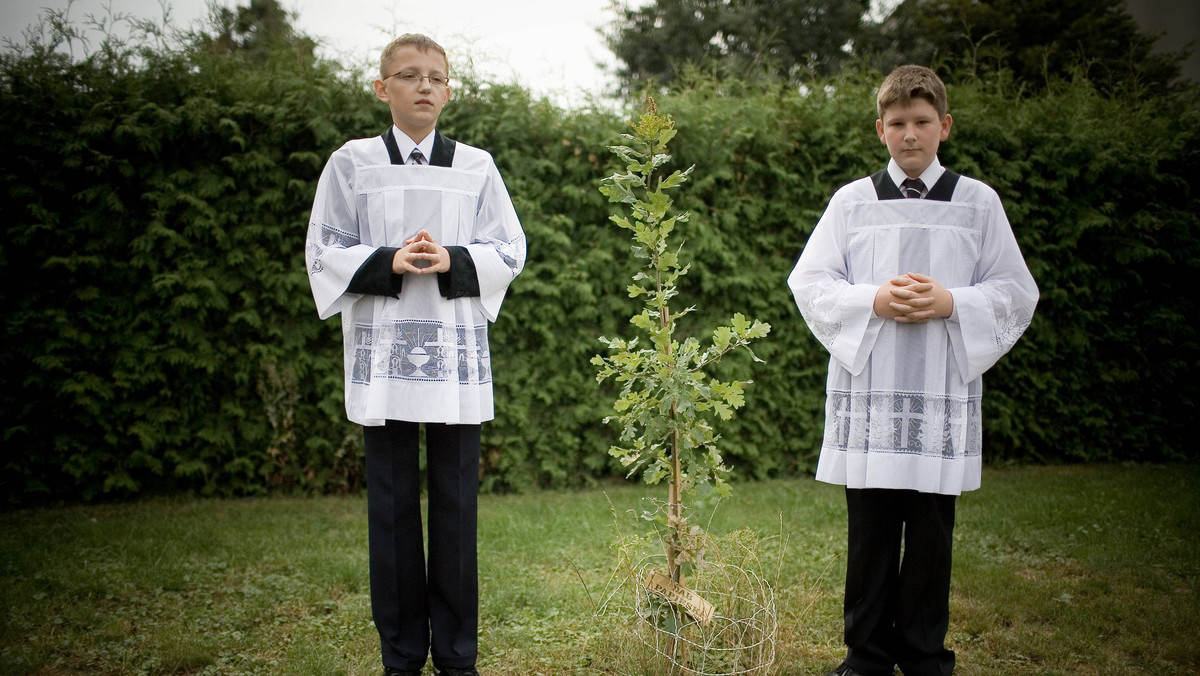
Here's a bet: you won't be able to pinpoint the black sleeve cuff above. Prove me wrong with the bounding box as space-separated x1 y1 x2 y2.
438 246 481 298
347 247 403 297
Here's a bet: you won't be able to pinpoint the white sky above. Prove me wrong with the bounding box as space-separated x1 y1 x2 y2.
1 0 923 106
0 0 627 104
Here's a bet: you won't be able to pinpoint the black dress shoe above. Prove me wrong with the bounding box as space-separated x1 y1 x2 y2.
436 669 479 676
383 668 421 676
824 664 896 676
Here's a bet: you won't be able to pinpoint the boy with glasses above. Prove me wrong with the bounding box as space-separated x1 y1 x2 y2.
788 65 1037 676
305 33 525 676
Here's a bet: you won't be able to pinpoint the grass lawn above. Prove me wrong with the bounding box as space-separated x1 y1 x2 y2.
1 463 1197 675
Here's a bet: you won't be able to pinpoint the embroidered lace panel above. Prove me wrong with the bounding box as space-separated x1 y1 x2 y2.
307 222 361 275
824 390 982 458
350 320 490 385
796 285 844 349
980 280 1035 357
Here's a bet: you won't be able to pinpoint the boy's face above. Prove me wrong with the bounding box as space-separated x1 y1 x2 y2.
374 45 452 142
876 98 952 178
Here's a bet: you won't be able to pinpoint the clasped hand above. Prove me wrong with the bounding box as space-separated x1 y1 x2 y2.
873 272 954 324
392 229 451 274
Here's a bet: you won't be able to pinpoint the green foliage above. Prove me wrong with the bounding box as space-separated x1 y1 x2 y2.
867 0 1186 95
593 99 770 592
201 0 317 64
1 6 1198 505
604 0 871 92
605 0 1188 98
594 100 770 505
1 8 380 502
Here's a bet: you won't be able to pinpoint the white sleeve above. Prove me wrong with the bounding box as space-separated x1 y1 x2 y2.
466 158 526 321
305 148 375 320
944 190 1039 382
787 191 885 375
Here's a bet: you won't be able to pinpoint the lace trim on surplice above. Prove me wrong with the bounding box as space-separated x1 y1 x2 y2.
979 280 1035 357
307 221 361 276
795 282 845 350
350 319 490 385
824 389 982 459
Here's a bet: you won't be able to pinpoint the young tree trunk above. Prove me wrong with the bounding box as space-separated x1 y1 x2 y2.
668 424 683 584
660 290 685 586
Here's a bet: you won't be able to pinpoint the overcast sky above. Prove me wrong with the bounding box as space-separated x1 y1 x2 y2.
0 0 627 104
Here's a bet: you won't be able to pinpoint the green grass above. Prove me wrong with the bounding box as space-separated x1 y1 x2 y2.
1 464 1197 675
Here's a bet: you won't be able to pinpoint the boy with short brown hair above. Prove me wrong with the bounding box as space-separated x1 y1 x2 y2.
788 65 1038 676
305 33 525 676
876 64 948 119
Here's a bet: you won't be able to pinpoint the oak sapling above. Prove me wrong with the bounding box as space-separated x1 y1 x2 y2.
593 97 770 595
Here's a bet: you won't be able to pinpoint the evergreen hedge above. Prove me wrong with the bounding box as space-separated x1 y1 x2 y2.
1 31 381 500
3 27 1197 504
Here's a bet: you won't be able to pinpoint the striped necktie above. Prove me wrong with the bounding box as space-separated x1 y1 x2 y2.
408 149 425 165
901 177 925 199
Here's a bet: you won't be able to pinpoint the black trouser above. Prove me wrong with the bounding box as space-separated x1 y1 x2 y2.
364 421 480 672
843 488 957 676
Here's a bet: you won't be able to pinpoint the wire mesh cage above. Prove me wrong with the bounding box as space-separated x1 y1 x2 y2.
631 556 776 676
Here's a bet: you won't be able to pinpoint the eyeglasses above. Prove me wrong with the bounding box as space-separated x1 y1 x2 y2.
384 71 450 88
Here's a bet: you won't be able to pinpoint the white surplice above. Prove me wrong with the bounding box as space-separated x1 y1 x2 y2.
305 132 525 426
788 159 1037 495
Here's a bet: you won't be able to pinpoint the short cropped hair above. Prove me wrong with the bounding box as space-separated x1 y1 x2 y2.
877 65 948 119
380 33 449 79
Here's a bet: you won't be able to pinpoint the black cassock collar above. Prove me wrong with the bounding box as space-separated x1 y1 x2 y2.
871 169 960 202
382 127 457 167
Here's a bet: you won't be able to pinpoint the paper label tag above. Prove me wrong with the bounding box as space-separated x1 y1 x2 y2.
644 570 715 626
